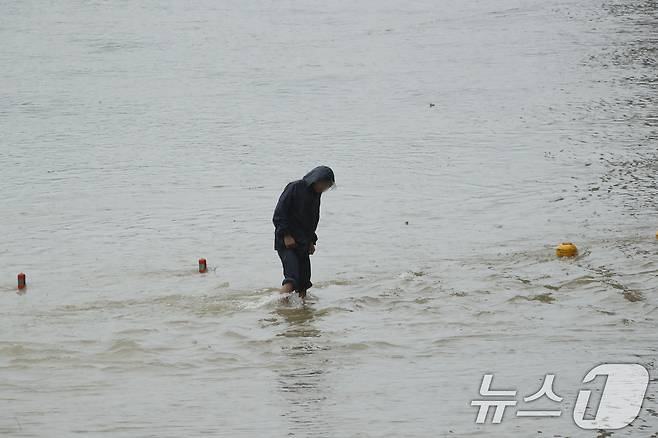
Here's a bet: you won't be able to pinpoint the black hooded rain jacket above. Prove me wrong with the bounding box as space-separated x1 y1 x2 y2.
272 166 335 251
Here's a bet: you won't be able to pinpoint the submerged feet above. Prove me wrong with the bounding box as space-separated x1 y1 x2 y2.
280 282 294 295
279 283 307 301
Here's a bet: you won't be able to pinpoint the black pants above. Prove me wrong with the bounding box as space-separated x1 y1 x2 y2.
277 246 312 293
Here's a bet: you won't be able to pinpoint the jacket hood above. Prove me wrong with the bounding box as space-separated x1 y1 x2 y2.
302 165 335 187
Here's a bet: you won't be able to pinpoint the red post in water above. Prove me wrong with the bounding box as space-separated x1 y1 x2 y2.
198 258 207 273
17 273 26 290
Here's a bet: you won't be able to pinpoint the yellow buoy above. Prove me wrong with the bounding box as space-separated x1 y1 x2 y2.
655 231 658 240
556 242 578 258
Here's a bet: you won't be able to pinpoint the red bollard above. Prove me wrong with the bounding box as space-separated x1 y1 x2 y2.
17 273 26 290
198 258 207 273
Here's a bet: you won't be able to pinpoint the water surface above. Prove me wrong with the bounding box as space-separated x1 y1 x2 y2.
1 0 657 436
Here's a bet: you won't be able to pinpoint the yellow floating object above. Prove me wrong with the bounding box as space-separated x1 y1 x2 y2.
655 231 658 240
556 242 578 258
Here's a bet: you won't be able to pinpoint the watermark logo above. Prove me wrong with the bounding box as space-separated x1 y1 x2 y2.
471 363 649 429
573 364 649 429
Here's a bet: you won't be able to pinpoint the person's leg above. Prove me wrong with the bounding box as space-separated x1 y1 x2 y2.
277 249 300 294
280 281 294 294
297 249 312 299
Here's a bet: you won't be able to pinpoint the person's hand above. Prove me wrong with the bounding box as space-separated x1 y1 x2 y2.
308 243 315 255
284 234 296 248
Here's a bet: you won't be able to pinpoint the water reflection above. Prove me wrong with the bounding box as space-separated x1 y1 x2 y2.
275 302 321 338
273 301 333 436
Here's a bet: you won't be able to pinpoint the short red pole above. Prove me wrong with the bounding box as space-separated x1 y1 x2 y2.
198 258 207 273
17 273 26 290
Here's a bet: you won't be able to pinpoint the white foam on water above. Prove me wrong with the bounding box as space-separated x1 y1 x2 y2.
240 292 295 310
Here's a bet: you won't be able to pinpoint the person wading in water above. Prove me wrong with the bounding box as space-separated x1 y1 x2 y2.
272 165 335 299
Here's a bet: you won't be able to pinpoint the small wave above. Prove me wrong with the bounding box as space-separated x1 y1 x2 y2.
508 293 556 304
241 292 299 310
313 278 353 287
397 270 427 280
